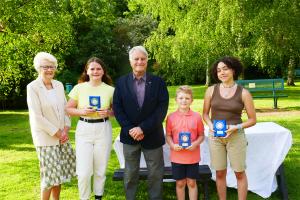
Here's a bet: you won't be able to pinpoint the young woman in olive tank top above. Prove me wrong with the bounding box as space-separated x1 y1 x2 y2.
203 57 256 200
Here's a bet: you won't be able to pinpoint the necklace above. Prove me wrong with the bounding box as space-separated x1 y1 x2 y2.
221 82 236 88
221 83 236 98
42 79 53 90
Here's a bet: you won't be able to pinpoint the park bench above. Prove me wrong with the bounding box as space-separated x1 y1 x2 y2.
113 165 212 200
236 78 288 109
295 68 300 78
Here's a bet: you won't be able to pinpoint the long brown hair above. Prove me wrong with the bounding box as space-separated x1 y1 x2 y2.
78 57 113 85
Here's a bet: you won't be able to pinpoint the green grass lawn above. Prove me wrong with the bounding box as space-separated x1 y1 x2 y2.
1 83 299 200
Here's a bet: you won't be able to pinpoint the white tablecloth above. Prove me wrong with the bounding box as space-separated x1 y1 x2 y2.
113 122 292 198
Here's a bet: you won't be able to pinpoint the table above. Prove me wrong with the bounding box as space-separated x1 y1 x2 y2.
113 122 292 198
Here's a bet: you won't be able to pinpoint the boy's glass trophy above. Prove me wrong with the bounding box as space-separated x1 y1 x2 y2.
89 96 101 111
179 132 191 148
213 120 227 137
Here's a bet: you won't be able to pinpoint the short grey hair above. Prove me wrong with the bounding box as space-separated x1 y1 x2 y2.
33 52 58 72
129 46 148 61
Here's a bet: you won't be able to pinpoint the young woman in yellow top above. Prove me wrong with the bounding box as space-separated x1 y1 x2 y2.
66 57 114 200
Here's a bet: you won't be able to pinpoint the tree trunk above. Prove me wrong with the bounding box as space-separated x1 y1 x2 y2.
205 55 210 86
287 56 295 86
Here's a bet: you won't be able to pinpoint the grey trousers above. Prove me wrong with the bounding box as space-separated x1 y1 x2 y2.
123 144 164 200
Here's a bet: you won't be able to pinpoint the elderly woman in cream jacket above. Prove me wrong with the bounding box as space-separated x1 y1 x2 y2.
27 52 76 200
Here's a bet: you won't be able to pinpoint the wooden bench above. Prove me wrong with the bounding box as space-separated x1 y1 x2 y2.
113 165 212 200
236 78 288 109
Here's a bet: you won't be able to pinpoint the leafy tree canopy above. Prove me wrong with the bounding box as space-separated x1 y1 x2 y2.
128 0 300 85
0 0 75 105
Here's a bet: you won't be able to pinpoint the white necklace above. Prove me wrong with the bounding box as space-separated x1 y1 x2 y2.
221 83 236 88
221 83 236 97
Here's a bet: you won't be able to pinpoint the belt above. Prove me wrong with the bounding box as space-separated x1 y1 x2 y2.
79 117 109 123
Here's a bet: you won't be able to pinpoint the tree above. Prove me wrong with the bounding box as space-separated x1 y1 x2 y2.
127 0 300 85
113 14 158 75
0 0 127 108
127 0 243 85
64 0 120 80
248 0 300 85
0 0 75 108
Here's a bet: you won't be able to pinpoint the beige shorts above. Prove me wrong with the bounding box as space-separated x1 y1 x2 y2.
208 130 247 172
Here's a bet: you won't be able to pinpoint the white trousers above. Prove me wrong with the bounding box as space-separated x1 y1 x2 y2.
75 120 112 200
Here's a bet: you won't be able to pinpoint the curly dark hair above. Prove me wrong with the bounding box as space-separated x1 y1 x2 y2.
211 56 244 82
78 57 113 85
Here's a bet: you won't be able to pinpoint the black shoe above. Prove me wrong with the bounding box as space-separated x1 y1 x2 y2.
95 195 102 200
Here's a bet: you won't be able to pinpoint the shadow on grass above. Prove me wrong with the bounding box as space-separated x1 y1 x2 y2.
0 112 34 151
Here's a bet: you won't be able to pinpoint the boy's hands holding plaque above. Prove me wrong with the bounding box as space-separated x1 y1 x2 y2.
172 144 183 151
186 142 198 151
179 132 191 149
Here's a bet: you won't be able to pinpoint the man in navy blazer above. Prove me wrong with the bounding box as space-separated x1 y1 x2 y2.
113 46 169 200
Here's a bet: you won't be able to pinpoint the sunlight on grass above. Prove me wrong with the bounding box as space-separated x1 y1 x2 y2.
0 149 35 163
0 110 29 115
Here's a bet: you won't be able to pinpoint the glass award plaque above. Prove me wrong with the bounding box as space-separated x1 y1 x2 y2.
213 120 227 137
89 96 101 110
179 132 191 148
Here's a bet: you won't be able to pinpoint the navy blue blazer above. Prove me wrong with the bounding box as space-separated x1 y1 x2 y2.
113 72 169 149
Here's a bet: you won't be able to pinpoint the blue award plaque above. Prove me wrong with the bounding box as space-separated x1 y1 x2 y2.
179 132 191 148
89 96 101 110
213 120 227 137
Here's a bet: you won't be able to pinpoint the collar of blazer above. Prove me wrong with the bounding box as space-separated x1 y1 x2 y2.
37 76 59 90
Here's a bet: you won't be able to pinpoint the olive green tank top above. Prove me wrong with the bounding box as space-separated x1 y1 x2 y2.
211 84 244 125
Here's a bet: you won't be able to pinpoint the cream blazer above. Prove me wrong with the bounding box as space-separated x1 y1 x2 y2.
27 77 71 147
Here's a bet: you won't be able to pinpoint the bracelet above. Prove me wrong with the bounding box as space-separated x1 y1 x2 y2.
236 124 243 132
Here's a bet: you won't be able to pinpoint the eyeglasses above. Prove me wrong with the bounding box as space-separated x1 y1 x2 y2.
41 66 56 70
